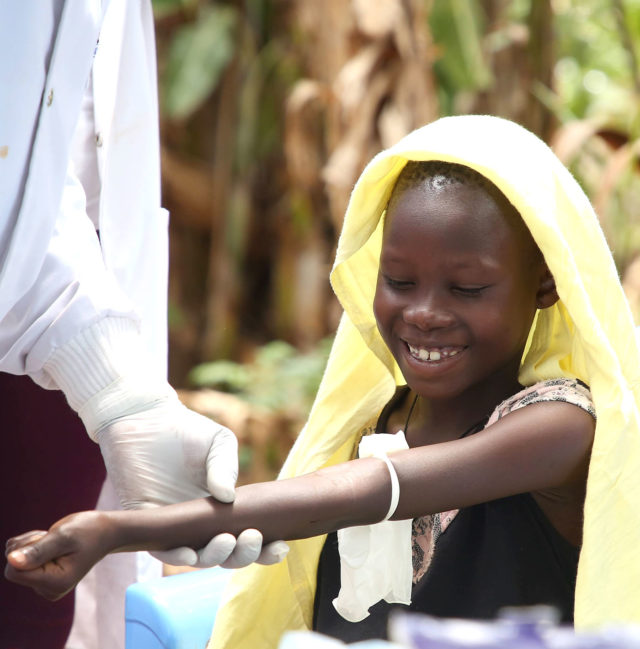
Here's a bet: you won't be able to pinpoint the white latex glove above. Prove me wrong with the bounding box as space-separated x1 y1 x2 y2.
43 320 289 568
81 376 288 567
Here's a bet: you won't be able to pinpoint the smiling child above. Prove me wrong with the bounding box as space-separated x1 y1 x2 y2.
6 116 640 649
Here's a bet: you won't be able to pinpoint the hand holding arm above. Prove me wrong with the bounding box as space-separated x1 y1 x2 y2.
5 398 594 600
44 320 287 568
90 383 289 567
5 457 391 600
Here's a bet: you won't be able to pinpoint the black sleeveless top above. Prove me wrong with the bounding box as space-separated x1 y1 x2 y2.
313 495 579 642
312 386 582 643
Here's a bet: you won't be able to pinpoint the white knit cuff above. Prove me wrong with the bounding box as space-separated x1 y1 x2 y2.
78 373 177 440
43 317 147 412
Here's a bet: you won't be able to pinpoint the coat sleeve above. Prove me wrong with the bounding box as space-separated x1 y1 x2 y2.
0 1 142 402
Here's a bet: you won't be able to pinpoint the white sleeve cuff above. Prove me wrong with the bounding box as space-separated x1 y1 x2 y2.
43 317 177 437
43 317 147 412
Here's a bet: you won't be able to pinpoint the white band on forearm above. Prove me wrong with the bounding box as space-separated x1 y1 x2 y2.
357 430 406 522
379 453 400 521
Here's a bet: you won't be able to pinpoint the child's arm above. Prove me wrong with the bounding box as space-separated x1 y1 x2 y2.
5 457 392 600
5 399 594 600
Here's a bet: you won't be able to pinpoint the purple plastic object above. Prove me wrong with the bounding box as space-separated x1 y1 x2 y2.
388 607 640 649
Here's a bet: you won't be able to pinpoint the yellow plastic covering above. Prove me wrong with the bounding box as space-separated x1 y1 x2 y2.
209 115 640 649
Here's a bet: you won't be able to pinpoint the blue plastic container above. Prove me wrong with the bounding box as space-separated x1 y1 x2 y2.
125 566 232 649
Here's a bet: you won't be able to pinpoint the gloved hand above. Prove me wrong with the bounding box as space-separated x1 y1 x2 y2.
81 376 288 567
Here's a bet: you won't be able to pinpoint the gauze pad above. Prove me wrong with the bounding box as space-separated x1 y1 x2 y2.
333 430 412 622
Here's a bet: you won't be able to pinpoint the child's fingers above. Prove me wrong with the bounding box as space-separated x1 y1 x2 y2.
4 560 72 601
4 528 81 601
5 529 75 571
4 512 106 601
5 531 47 557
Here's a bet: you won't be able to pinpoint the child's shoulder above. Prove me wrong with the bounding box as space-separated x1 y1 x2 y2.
488 378 595 427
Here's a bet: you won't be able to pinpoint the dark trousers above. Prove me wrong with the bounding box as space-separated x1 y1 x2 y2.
0 373 106 649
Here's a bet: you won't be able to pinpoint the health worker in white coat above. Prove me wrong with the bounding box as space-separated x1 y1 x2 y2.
0 2 286 648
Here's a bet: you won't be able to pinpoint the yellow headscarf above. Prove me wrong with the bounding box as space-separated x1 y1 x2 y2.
209 115 640 649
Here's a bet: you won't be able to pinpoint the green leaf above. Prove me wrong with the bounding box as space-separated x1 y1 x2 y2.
255 340 296 365
188 338 332 417
188 360 250 391
163 4 238 119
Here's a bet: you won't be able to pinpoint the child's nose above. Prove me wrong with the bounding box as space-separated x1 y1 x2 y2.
402 297 456 330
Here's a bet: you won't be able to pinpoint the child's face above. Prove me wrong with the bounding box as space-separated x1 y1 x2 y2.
373 178 545 405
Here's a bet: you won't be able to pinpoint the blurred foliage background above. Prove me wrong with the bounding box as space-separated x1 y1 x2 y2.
153 0 640 480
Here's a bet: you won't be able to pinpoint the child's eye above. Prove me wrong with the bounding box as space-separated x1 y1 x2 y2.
383 275 414 290
452 285 489 297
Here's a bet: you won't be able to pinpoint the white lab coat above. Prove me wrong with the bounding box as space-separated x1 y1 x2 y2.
0 0 167 382
0 2 166 647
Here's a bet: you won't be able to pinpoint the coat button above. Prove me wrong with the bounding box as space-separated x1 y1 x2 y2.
95 132 103 147
46 89 54 106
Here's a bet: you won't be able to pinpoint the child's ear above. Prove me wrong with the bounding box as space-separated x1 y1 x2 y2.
536 265 559 309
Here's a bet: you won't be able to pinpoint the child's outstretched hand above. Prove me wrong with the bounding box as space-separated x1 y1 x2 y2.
4 511 113 600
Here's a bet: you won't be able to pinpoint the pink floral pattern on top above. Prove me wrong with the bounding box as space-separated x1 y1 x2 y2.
410 378 595 584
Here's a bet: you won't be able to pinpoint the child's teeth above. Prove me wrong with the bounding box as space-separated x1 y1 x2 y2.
408 344 460 361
